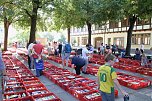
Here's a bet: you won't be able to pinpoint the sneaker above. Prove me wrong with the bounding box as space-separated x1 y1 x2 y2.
31 69 36 71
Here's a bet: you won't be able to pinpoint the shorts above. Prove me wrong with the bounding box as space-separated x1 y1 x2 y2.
99 90 115 101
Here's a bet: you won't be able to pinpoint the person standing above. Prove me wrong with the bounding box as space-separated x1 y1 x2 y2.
32 41 44 77
100 43 105 55
27 41 37 70
135 48 141 60
61 42 72 69
53 42 58 57
58 42 62 57
140 49 148 67
140 43 144 51
0 45 7 98
81 44 92 74
47 42 52 56
97 54 128 101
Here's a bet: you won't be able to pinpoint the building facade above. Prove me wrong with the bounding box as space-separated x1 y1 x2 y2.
70 18 152 50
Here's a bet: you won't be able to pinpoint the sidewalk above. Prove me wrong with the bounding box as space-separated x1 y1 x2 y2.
17 54 152 101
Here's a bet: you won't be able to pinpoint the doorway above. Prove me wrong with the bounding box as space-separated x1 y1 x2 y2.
95 37 103 48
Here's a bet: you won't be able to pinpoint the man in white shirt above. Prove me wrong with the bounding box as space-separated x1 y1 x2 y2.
82 44 93 74
140 43 144 51
27 41 37 70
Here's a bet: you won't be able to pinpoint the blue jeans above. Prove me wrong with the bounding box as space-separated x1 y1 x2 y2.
62 53 70 67
30 56 34 69
36 69 43 77
99 90 115 101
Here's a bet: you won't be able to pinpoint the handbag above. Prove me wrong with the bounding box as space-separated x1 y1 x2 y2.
35 59 44 70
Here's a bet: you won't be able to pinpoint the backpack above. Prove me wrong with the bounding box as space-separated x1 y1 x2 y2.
77 48 82 55
64 43 72 53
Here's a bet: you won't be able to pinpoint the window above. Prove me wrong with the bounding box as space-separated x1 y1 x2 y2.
136 18 143 25
81 37 88 45
95 25 99 30
95 24 103 30
113 37 124 48
143 19 150 25
81 28 83 32
78 37 80 46
121 18 129 27
108 38 111 46
109 21 118 28
132 33 150 45
136 18 151 25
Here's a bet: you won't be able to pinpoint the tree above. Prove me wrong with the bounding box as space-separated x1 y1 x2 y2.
52 0 78 43
16 0 42 44
71 0 96 45
0 0 54 51
58 34 66 43
0 0 24 50
123 0 152 56
71 0 126 45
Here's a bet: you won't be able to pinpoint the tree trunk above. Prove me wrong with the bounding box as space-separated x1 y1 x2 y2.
125 15 137 56
86 21 92 45
29 16 37 43
3 17 10 51
29 0 39 44
67 27 70 43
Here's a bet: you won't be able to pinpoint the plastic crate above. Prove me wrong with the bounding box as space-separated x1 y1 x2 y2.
5 82 24 90
82 91 102 101
23 81 42 87
3 96 33 101
127 81 142 90
4 86 26 94
82 81 98 88
27 89 50 97
25 84 47 91
21 76 39 81
64 81 81 92
33 93 61 101
3 91 28 101
68 83 84 94
71 87 94 100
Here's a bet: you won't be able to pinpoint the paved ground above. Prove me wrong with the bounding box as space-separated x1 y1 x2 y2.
2 53 152 101
18 54 152 101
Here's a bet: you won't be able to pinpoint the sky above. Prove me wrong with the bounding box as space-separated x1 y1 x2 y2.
0 24 67 43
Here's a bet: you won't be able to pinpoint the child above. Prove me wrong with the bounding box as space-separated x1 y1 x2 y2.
97 53 128 101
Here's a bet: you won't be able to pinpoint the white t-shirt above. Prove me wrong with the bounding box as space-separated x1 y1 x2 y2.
140 44 144 51
82 47 90 59
28 43 34 55
100 45 104 50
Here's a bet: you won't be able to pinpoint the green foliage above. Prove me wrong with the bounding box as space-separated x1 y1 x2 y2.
12 30 30 42
41 32 54 42
122 0 152 19
58 34 66 43
52 0 78 30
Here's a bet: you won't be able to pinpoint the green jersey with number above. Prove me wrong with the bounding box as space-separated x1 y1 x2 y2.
97 65 117 93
